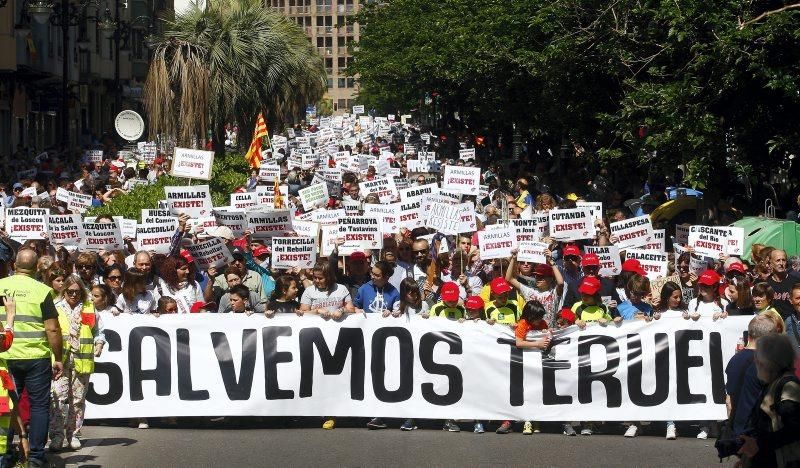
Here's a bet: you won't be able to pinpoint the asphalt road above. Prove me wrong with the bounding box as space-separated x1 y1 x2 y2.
47 419 735 467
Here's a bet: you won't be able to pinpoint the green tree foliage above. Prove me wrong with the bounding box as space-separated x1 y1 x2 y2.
351 0 800 189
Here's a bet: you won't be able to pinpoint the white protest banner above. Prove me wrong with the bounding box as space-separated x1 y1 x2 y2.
352 104 365 114
398 198 425 229
165 185 213 218
271 237 317 269
610 215 654 250
298 183 329 210
443 165 480 195
136 221 179 254
247 210 291 239
138 142 158 163
337 216 382 254
188 237 233 271
258 164 281 182
478 227 518 260
291 220 320 240
459 148 476 161
517 242 549 264
711 226 744 256
48 214 84 246
85 150 103 163
643 229 666 252
511 219 539 243
625 248 669 280
675 224 691 246
359 177 398 204
363 203 399 233
400 183 437 201
688 226 727 259
548 208 594 241
309 208 345 226
213 209 246 237
171 148 214 180
81 222 124 252
6 208 48 242
86 314 746 421
576 201 603 220
230 192 257 211
585 245 622 276
426 203 476 235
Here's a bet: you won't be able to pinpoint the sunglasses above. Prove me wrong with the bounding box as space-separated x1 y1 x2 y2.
565 256 581 262
65 289 82 296
164 307 178 313
413 249 428 254
106 275 122 281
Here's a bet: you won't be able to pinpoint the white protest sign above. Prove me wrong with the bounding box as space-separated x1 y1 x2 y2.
675 224 691 246
359 178 398 203
398 198 425 229
363 203 399 233
438 188 463 203
165 185 213 218
459 148 476 161
643 229 666 252
85 150 103 163
510 219 539 243
548 208 595 241
271 237 317 269
533 213 549 238
247 210 291 239
688 226 728 259
517 242 549 264
320 225 339 257
337 216 382 254
310 209 346 226
585 245 622 276
442 165 480 195
188 237 233 271
352 105 365 114
19 187 37 198
6 208 48 242
400 183 438 201
710 226 744 256
426 202 477 235
213 209 246 237
478 227 518 260
56 187 92 213
141 209 175 224
256 185 289 209
341 199 361 217
171 148 214 180
298 183 329 210
690 254 709 277
258 164 281 182
48 214 84 246
291 219 320 240
81 222 124 252
610 215 654 250
576 201 603 220
136 221 179 254
230 192 257 211
625 249 669 280
406 160 437 173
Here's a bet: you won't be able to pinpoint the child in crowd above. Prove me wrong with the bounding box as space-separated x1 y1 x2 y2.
462 295 489 434
393 277 429 317
266 275 302 316
688 270 728 320
485 278 520 328
751 282 785 330
617 275 653 320
514 300 553 435
572 277 619 329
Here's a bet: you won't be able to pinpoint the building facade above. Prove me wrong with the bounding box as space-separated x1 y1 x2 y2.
265 0 359 115
0 0 173 161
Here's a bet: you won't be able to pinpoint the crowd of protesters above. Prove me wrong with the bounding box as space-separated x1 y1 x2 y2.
0 117 798 467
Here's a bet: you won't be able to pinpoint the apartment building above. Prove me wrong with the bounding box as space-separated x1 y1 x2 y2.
0 0 173 159
266 0 359 115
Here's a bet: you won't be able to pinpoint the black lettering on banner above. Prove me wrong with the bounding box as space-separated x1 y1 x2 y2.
496 337 524 407
542 336 573 406
675 330 705 403
87 329 123 405
177 329 209 401
577 335 622 407
371 327 414 403
129 327 171 401
299 328 365 400
263 326 294 400
211 330 257 400
626 333 669 406
419 332 463 405
709 332 726 404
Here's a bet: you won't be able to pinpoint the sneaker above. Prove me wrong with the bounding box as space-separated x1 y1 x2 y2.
48 435 63 452
666 423 677 440
533 422 541 433
69 436 81 450
367 418 387 430
580 424 595 436
400 419 416 431
624 425 638 438
496 420 512 434
473 422 485 434
137 420 149 429
322 418 335 430
522 421 533 435
443 420 460 432
697 426 708 440
563 423 577 436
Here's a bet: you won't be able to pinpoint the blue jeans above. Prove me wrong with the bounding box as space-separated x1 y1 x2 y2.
2 358 51 468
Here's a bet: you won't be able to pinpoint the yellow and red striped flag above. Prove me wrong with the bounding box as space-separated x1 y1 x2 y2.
273 177 283 209
245 113 268 168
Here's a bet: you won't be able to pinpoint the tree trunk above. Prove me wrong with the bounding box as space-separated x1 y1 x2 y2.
213 120 226 158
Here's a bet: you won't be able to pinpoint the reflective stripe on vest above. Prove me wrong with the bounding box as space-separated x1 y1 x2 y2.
0 275 53 360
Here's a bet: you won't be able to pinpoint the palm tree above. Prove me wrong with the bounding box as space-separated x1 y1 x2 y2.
144 0 327 155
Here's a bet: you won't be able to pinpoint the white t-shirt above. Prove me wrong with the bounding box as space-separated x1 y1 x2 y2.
688 298 729 317
300 284 352 312
115 291 157 314
154 279 203 314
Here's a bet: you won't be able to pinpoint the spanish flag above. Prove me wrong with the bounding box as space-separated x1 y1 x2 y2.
245 113 268 168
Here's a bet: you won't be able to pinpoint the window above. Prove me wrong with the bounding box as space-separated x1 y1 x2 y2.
327 78 333 88
347 77 355 88
325 58 333 68
337 78 346 88
338 99 347 109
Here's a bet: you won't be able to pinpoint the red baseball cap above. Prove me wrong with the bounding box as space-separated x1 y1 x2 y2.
559 307 576 324
727 262 746 275
253 246 270 258
441 282 460 303
490 277 513 295
622 259 647 276
465 296 485 310
534 264 554 277
190 301 216 313
350 252 368 261
698 269 722 286
578 276 602 295
179 249 194 264
582 253 600 267
563 244 582 257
